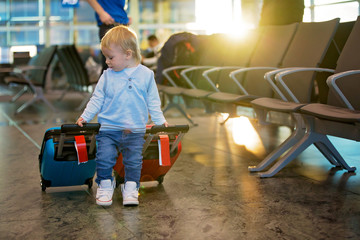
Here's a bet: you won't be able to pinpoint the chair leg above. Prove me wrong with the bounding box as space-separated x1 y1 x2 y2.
258 130 315 178
15 87 56 114
16 95 38 114
314 136 356 171
76 93 91 111
303 115 356 172
249 113 304 172
248 124 305 172
162 96 197 126
57 86 71 101
253 107 271 125
258 131 356 178
219 114 231 125
11 85 30 102
41 95 56 112
313 142 342 167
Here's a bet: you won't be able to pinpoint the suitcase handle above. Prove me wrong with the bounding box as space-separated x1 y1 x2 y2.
143 124 189 154
148 124 189 134
61 123 101 134
57 123 100 158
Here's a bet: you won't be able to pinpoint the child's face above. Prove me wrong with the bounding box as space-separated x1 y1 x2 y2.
148 39 159 48
102 44 132 72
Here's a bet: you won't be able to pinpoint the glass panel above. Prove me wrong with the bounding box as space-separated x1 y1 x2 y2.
0 33 7 47
304 0 311 7
303 7 312 22
50 0 72 21
9 22 41 45
170 1 195 23
140 0 155 23
138 0 195 24
0 46 11 63
314 0 353 5
0 1 7 21
75 1 96 23
50 26 71 45
195 0 244 34
76 29 99 46
11 0 42 18
314 2 359 22
10 29 40 45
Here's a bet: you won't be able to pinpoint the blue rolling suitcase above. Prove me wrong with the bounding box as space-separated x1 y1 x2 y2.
38 123 100 191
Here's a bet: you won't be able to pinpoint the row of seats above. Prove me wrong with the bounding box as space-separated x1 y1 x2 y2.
157 16 360 177
4 45 58 114
158 18 342 124
250 17 360 177
4 45 96 114
56 45 98 111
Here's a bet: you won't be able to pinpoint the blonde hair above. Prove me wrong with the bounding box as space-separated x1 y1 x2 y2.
100 25 141 64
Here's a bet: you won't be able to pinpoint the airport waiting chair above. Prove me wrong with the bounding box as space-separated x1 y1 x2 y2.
205 19 340 121
249 16 360 177
180 23 298 123
4 45 57 114
56 45 98 111
179 29 263 103
160 30 262 125
157 33 207 125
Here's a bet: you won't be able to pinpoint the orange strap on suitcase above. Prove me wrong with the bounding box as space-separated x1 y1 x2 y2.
159 135 171 166
74 135 88 164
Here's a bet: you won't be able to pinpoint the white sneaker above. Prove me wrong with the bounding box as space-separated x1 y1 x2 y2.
121 181 139 206
96 179 115 206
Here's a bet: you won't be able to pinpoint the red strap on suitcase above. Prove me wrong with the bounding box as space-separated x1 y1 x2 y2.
159 135 171 166
74 135 88 164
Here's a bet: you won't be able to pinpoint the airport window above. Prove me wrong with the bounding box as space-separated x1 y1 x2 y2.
10 0 43 18
0 0 360 64
304 0 359 22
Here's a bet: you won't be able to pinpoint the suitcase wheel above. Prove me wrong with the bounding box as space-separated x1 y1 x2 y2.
40 177 50 191
41 181 46 191
85 177 94 189
156 175 164 184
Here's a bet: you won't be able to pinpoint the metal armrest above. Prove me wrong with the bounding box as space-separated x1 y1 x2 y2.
326 70 360 110
11 66 48 87
162 65 194 87
181 66 216 90
275 67 335 103
202 66 245 92
13 65 47 74
230 67 278 95
264 68 294 101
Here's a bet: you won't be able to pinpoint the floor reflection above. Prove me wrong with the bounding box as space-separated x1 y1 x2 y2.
226 116 266 157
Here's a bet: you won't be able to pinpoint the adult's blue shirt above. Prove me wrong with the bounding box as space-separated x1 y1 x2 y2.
95 0 129 26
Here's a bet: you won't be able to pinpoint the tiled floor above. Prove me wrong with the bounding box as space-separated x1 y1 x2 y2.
0 84 360 239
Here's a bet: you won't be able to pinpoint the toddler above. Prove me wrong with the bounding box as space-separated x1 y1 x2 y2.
76 25 168 206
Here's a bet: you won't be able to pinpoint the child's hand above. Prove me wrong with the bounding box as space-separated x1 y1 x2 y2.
163 121 169 127
76 117 86 127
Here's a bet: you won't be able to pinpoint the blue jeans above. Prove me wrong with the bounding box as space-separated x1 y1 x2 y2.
95 131 145 187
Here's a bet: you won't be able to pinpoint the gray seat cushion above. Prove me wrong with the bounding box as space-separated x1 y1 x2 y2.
300 103 360 123
252 97 305 112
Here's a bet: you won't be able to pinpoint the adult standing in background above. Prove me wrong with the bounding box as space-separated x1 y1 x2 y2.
86 0 131 71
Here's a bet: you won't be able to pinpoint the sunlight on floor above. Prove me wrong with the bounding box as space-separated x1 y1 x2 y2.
224 114 266 158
